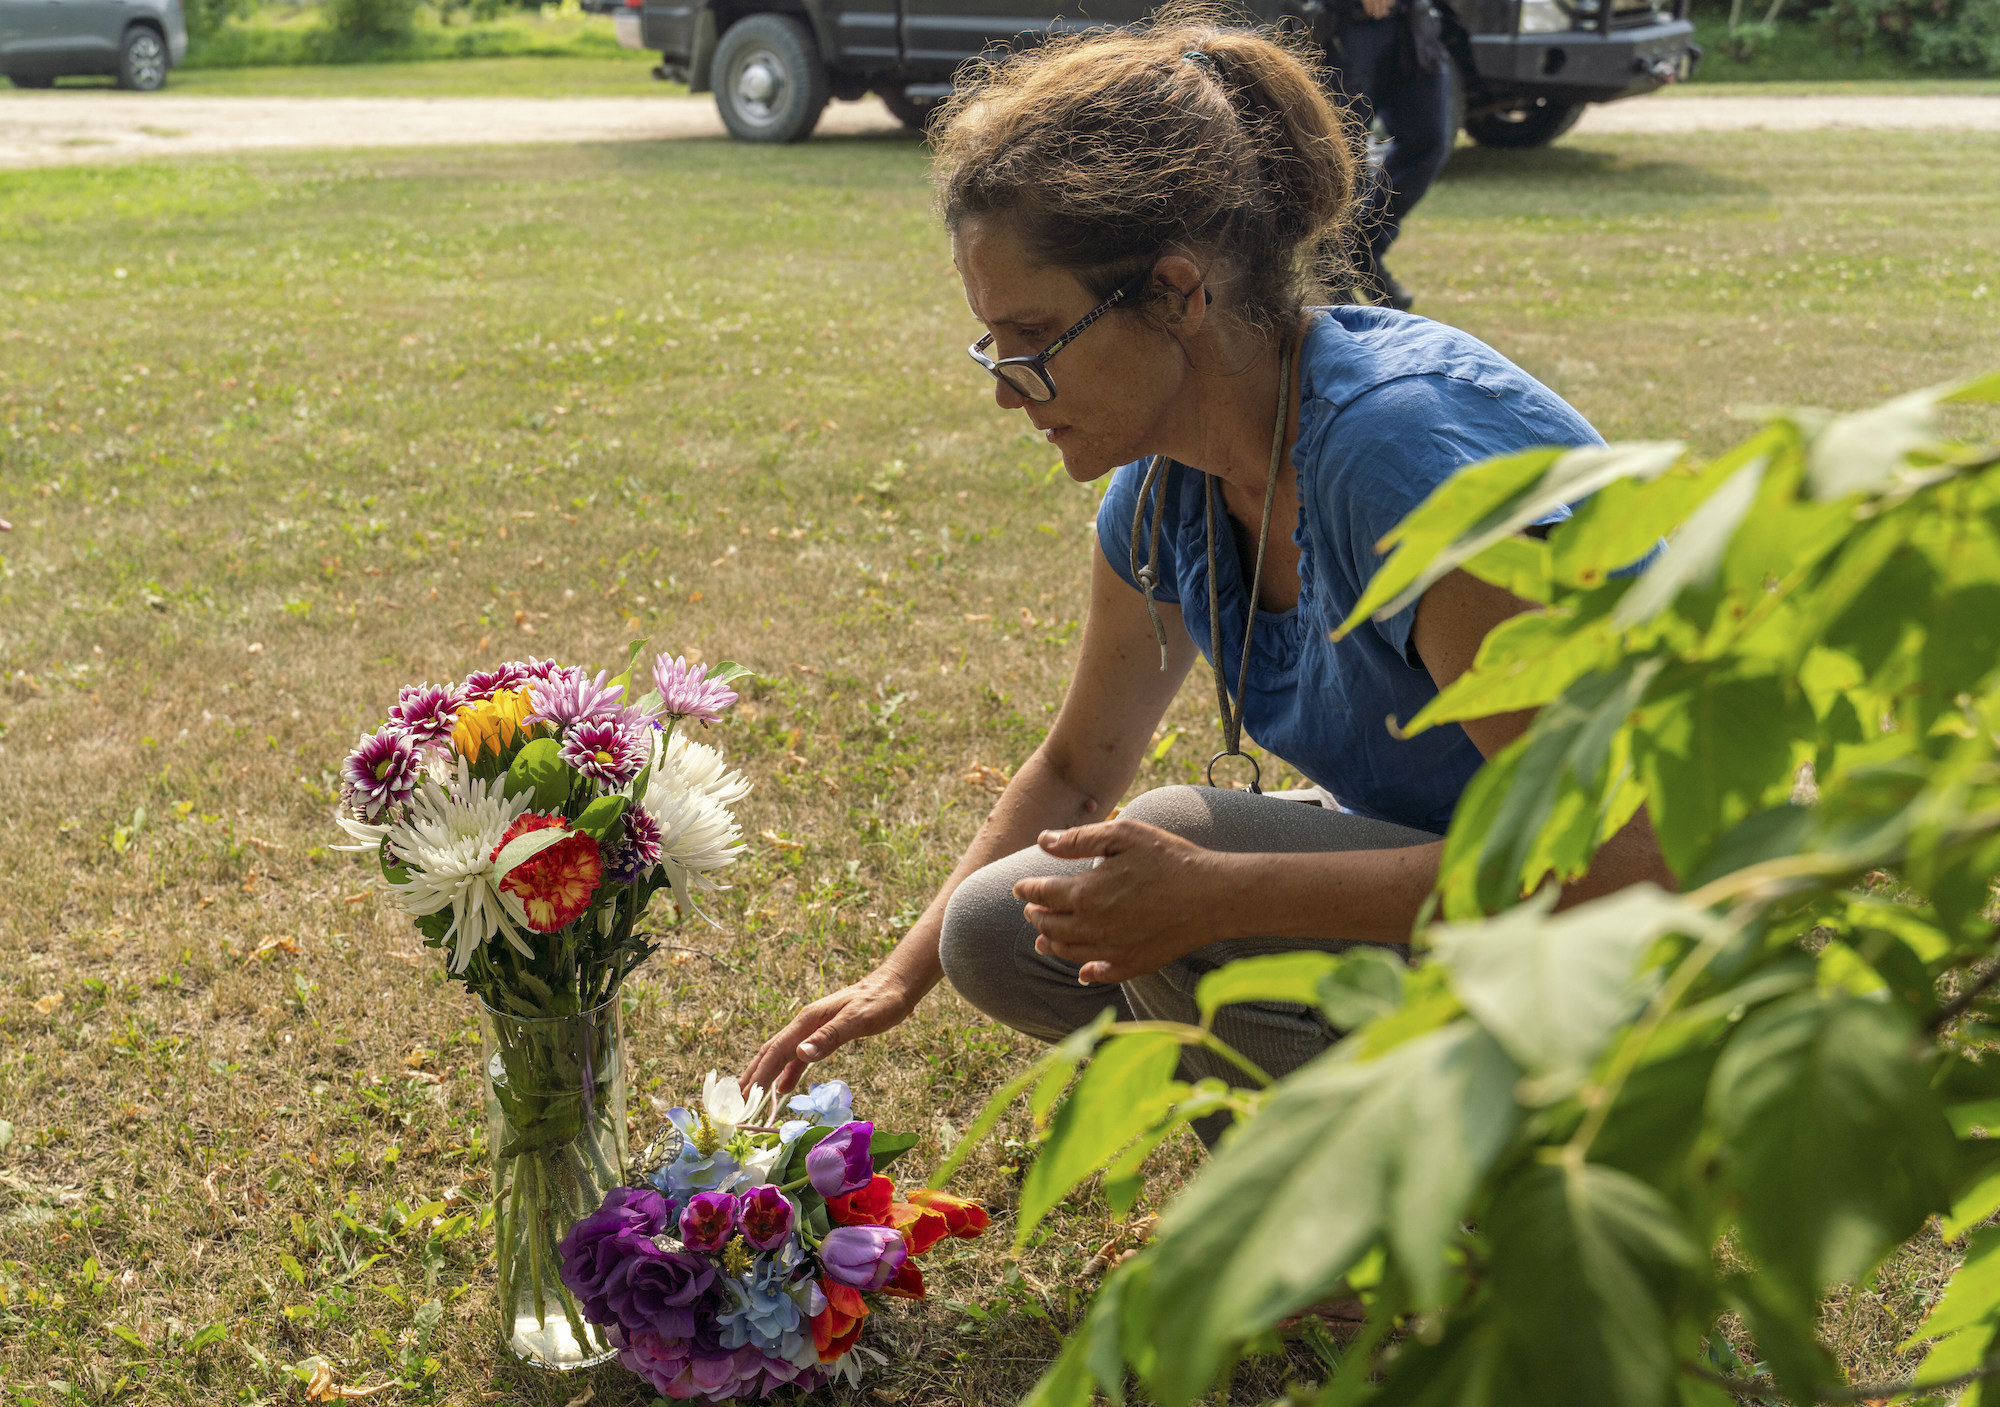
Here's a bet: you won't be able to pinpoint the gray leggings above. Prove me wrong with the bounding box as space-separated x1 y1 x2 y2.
937 784 1438 1143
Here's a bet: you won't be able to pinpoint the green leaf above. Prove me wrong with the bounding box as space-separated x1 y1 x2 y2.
1943 368 2000 403
185 1322 230 1352
1915 1322 2000 1402
1802 385 1943 501
504 737 572 812
706 660 757 686
1946 1162 2000 1241
1437 656 1662 916
1399 610 1620 735
110 1323 147 1351
1016 1032 1183 1245
1552 445 1762 589
925 1008 1115 1190
778 1126 832 1187
607 637 649 693
1709 992 1957 1300
1613 456 1767 626
491 825 572 881
1340 441 1684 634
1317 947 1408 1031
1459 533 1554 603
572 794 628 843
1634 672 1806 880
1102 1085 1231 1217
1906 1226 2000 1346
1194 951 1346 1028
1431 883 1702 1099
868 1131 921 1174
1486 1162 1701 1407
1127 1025 1519 1403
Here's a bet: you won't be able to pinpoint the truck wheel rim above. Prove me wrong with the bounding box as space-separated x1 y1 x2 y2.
129 32 165 87
731 49 788 125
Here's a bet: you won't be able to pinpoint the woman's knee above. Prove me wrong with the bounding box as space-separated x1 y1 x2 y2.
1118 785 1225 847
937 862 1025 1008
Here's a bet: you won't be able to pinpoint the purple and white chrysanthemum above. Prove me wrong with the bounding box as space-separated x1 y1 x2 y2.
387 682 464 749
521 657 570 684
560 716 649 787
341 726 424 821
461 661 533 702
528 668 626 732
652 656 738 724
607 804 663 884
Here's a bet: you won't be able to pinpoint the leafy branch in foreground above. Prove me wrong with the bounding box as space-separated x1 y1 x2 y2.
933 373 2000 1407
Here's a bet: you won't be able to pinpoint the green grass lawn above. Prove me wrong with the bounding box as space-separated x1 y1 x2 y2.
1 130 1997 1405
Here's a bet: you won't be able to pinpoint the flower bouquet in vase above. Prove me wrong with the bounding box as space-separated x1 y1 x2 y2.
562 1074 990 1400
334 644 752 1370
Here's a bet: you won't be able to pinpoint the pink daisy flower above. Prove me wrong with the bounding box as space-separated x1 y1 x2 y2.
607 804 663 883
386 682 463 749
559 716 648 787
652 656 738 724
341 727 423 821
461 661 533 702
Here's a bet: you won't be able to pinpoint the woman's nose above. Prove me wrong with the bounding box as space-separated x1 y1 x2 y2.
993 378 1029 412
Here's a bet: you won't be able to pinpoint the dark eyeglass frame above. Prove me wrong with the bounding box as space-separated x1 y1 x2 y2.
967 267 1154 404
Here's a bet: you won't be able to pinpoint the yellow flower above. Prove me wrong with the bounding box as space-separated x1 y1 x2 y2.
453 687 537 763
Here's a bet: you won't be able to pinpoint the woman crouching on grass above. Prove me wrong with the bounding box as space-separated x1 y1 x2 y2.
746 11 1671 1131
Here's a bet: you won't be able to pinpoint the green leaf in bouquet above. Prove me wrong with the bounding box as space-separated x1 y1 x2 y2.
1193 952 1346 1028
378 838 409 885
779 1127 834 1187
706 661 758 687
1317 947 1409 1032
492 825 574 882
607 637 649 693
1016 1031 1183 1246
869 1131 922 1174
505 737 573 812
806 1199 831 1238
413 911 451 947
573 794 629 843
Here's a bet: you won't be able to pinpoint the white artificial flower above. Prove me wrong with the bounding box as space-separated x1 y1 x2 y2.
739 1141 785 1188
701 1069 768 1141
372 759 534 972
635 730 751 921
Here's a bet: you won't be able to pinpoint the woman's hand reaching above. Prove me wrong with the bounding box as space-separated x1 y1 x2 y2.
1014 818 1234 985
742 967 925 1096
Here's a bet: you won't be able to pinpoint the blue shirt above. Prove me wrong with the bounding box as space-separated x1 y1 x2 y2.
1096 306 1604 834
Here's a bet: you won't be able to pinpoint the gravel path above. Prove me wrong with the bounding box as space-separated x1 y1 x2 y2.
1 90 1996 169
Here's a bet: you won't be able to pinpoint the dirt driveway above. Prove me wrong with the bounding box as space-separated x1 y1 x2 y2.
1 90 1997 169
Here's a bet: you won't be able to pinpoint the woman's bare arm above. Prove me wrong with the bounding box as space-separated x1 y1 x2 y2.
742 548 1199 1092
1021 568 1676 982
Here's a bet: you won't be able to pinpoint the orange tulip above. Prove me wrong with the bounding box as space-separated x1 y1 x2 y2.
810 1280 868 1363
907 1188 991 1239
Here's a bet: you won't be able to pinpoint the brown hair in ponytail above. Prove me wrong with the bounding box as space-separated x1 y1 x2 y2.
932 4 1361 342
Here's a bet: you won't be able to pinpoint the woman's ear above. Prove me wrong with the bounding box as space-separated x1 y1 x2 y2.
1151 254 1209 333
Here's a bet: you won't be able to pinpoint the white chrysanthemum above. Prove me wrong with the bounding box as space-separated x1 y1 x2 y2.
630 730 750 921
701 1070 768 1141
377 759 534 972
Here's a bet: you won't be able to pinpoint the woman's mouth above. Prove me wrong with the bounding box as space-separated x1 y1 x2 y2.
1042 425 1069 444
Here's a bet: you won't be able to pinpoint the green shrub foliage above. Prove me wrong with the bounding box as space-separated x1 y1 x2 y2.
934 373 2000 1406
323 0 421 41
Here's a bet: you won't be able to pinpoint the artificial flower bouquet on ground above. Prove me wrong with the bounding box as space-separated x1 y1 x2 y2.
562 1074 990 1401
333 645 755 1367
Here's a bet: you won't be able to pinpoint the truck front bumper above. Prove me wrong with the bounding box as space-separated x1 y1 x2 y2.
1469 17 1698 105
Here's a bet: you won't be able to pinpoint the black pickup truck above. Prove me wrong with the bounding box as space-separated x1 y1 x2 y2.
591 0 1696 146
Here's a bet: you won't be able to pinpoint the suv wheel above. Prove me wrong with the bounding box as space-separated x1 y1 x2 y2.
712 15 830 144
117 26 169 91
1463 98 1581 148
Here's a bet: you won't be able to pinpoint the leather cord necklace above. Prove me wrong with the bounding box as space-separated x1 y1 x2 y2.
1128 335 1298 795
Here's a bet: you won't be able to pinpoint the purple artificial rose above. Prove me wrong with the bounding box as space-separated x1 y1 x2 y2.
603 1246 718 1340
735 1184 796 1252
558 1186 676 1323
818 1223 908 1291
806 1120 875 1197
678 1190 738 1253
612 1327 693 1397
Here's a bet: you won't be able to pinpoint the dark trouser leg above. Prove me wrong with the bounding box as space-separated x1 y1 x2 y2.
1330 17 1454 274
937 785 1438 1147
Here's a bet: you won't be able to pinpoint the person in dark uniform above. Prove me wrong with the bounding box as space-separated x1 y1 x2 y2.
1324 0 1455 310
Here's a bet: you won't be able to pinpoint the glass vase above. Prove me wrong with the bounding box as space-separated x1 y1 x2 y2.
478 994 629 1371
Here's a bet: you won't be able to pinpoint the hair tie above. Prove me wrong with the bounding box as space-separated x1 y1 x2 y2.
1182 49 1220 74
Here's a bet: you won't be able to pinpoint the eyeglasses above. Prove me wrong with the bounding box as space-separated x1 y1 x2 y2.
967 268 1152 404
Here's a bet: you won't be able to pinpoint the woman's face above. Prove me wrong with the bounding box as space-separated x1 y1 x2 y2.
951 218 1188 483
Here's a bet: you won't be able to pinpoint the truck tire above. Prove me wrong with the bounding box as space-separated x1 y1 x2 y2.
712 15 830 144
1463 98 1582 149
117 25 170 92
876 87 944 133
